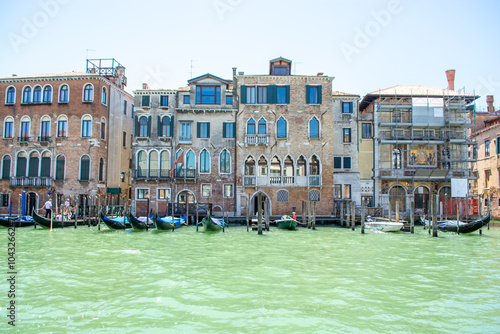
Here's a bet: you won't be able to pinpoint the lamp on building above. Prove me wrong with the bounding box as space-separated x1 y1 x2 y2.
120 172 125 182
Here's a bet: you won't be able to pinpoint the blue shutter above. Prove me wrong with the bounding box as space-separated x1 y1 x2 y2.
216 87 220 104
207 122 210 138
267 85 277 104
196 122 201 138
306 85 310 104
223 122 227 138
147 116 151 137
157 116 162 136
240 85 247 104
318 85 322 104
496 137 500 155
196 87 201 104
134 116 139 136
285 85 290 104
349 102 353 113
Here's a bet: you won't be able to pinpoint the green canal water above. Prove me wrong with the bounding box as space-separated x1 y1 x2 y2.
1 225 499 333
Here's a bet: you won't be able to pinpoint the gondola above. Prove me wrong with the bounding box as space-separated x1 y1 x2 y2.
32 210 81 228
152 213 187 231
197 213 227 232
0 216 35 228
99 211 131 230
127 213 154 231
424 213 491 234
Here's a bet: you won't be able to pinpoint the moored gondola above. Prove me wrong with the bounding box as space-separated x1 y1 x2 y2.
99 211 131 230
0 216 35 228
425 213 491 233
32 210 81 228
127 212 154 231
153 213 187 231
197 213 227 232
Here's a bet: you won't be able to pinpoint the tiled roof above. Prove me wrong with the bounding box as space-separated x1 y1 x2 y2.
366 85 476 97
0 72 97 80
333 91 359 97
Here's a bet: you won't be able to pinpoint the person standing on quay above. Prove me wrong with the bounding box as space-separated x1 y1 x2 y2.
44 199 52 218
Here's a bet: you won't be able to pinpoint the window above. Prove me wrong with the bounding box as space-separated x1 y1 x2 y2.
158 189 170 200
196 86 220 104
309 190 320 201
83 84 93 102
59 85 69 103
257 86 268 104
258 156 267 176
246 86 256 104
296 156 306 176
101 87 107 105
139 117 148 137
220 150 230 173
343 128 351 143
42 86 52 103
277 86 288 104
137 189 149 199
334 185 342 199
4 118 13 138
183 95 190 104
258 118 266 134
2 156 11 180
362 123 372 139
392 148 402 169
197 122 210 138
270 157 281 182
57 116 68 137
81 115 92 137
6 87 15 104
28 152 39 177
223 184 233 198
20 118 30 140
245 156 255 176
226 95 233 105
485 140 490 157
22 86 31 103
344 157 352 169
98 158 104 182
277 117 287 138
40 116 50 140
272 66 289 75
186 150 195 171
80 155 90 181
160 95 168 107
33 86 41 103
101 119 106 140
55 155 65 180
137 150 147 177
149 151 159 178
223 122 235 138
141 95 150 107
161 117 171 137
485 170 491 189
334 157 342 169
0 194 9 207
334 156 351 169
16 152 27 177
306 85 321 104
342 102 353 113
247 119 255 135
277 189 289 202
309 156 320 175
344 184 351 199
123 100 127 115
122 131 126 147
180 122 192 142
196 149 209 174
310 117 319 138
201 184 211 198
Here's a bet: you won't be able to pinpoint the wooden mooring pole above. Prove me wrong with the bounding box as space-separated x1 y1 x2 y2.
361 199 365 234
351 201 355 231
302 201 306 227
246 194 250 232
257 192 263 235
410 200 414 234
312 201 316 230
340 201 344 227
346 201 351 229
432 193 438 237
265 199 270 231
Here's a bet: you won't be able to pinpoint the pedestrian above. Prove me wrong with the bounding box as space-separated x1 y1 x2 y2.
44 199 52 218
65 198 70 209
292 211 297 220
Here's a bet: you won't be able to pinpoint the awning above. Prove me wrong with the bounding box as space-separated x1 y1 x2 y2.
106 188 121 194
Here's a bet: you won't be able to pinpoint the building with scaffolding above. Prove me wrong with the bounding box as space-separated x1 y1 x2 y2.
359 83 479 218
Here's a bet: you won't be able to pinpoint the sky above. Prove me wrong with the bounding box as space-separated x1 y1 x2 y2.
0 0 499 108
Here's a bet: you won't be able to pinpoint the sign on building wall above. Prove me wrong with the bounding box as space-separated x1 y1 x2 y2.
451 178 468 198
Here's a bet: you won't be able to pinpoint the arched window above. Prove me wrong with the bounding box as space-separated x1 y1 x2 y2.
6 87 15 104
55 155 65 180
247 118 255 135
393 148 402 169
270 156 281 184
16 152 27 177
200 149 210 173
100 117 106 140
42 86 52 103
80 155 91 181
57 115 68 137
277 189 289 202
139 116 148 137
22 86 31 103
296 156 306 176
40 151 51 177
277 116 287 138
245 156 255 176
309 189 321 202
2 155 11 180
258 156 268 176
310 117 319 138
284 156 294 183
186 150 195 171
33 86 42 103
161 116 171 137
40 115 50 140
83 84 93 102
4 116 14 139
137 151 147 177
177 190 195 204
98 158 104 181
160 151 170 177
220 149 230 174
149 151 159 177
28 152 39 177
174 149 184 177
81 115 92 137
20 116 30 141
59 84 69 102
101 87 107 105
309 155 320 175
258 118 266 134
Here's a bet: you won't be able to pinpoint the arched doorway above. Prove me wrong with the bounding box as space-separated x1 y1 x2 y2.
27 192 37 216
414 186 430 216
252 192 270 216
389 185 406 217
177 190 195 204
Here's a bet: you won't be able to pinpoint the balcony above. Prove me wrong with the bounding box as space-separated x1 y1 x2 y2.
309 175 321 186
245 134 269 145
179 136 192 144
38 136 51 144
135 169 171 179
17 136 31 143
10 176 52 187
244 176 256 187
173 168 195 180
243 175 319 187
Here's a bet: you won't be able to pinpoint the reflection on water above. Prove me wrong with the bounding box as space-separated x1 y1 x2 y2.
1 226 499 333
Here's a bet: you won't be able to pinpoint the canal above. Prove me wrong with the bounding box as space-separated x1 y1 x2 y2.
1 225 499 333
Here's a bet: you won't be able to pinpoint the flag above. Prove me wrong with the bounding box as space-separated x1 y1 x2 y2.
170 151 184 179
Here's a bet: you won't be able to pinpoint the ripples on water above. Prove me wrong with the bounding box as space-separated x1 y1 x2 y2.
1 225 499 333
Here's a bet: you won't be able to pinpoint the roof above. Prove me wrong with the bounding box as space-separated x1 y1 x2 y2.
0 72 97 80
359 85 478 111
187 73 231 85
270 56 292 63
333 91 359 97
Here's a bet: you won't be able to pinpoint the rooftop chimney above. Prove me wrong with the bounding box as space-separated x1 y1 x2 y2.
446 69 455 91
142 83 149 90
317 72 324 76
238 71 244 76
487 95 495 112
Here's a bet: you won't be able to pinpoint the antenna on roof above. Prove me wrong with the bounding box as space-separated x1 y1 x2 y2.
190 60 198 79
293 62 303 75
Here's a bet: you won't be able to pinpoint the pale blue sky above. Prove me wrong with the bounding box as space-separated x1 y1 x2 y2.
0 0 499 107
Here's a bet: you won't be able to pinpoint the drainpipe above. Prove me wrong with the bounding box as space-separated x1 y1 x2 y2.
233 67 237 216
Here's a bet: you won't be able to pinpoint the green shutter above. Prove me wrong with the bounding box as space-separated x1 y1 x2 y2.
196 122 200 138
240 85 247 104
306 85 310 104
28 157 39 177
170 116 174 137
2 157 10 179
41 157 50 177
285 85 290 104
223 122 227 138
16 157 26 177
496 137 500 155
318 85 322 104
207 122 210 138
267 85 277 104
147 116 151 137
134 116 139 136
157 116 162 136
349 102 353 113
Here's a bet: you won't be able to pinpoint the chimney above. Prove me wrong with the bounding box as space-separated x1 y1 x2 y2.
142 83 149 90
238 71 244 76
446 69 455 91
317 72 324 76
487 95 495 112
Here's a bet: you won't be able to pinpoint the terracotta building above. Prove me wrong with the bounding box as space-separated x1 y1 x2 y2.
0 59 133 216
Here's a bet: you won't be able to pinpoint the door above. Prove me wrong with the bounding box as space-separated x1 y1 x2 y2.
27 192 37 216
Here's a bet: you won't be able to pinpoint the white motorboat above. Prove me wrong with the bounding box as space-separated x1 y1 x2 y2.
364 216 404 232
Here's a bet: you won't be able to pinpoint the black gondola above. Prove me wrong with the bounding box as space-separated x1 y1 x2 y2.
425 213 491 233
99 211 131 230
0 216 35 228
32 211 81 228
127 213 154 231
